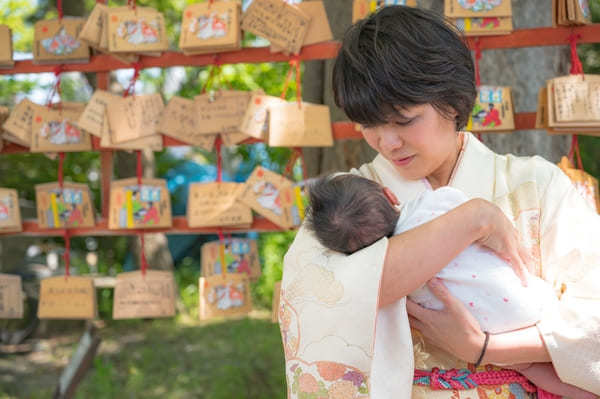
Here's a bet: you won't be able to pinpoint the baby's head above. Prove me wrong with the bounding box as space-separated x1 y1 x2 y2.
305 174 400 255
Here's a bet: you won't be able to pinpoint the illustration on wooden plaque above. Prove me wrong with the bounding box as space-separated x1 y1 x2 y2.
201 238 261 279
109 178 172 229
35 183 95 229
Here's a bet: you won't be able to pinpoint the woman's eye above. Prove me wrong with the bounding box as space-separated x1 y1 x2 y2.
394 118 415 126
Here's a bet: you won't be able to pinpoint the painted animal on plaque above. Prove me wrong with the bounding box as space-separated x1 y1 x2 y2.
117 19 159 45
41 27 81 55
208 283 245 310
189 12 230 39
40 120 83 145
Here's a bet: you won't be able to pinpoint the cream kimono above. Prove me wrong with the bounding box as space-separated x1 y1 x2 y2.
279 133 600 398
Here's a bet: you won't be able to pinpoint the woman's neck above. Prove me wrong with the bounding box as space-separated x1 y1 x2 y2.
426 132 465 190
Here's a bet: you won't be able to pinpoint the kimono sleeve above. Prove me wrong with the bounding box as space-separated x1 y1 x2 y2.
279 226 388 398
536 166 600 394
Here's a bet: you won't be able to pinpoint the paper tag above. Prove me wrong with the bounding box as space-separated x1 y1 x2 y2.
201 238 261 279
469 86 515 132
108 178 172 230
77 90 119 137
35 182 95 229
2 99 46 146
271 281 281 323
179 1 241 52
239 94 285 139
271 1 332 52
31 106 93 152
0 274 23 319
157 96 216 149
241 0 310 55
352 0 417 23
199 274 253 320
107 8 169 53
33 18 90 64
445 0 512 17
107 94 165 143
187 182 252 228
38 276 97 319
268 102 333 146
194 90 252 135
0 188 22 233
238 166 300 229
0 25 14 66
112 270 176 319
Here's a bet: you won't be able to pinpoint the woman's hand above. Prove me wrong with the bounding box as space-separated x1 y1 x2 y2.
469 199 532 285
407 278 486 363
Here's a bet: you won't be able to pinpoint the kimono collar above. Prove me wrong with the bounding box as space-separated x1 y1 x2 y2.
370 132 497 206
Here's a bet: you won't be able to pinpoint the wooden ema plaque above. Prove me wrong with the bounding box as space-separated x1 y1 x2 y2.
201 238 261 280
0 24 14 68
268 102 334 147
467 86 515 132
444 0 512 18
193 90 253 136
101 113 163 151
187 182 252 228
38 276 97 319
241 0 310 55
157 96 216 150
0 188 22 233
33 18 90 64
31 106 93 152
77 90 118 138
106 94 165 143
179 1 242 55
545 75 600 135
35 182 95 229
239 93 286 140
0 274 23 319
199 273 252 320
113 270 176 319
271 1 332 52
237 166 304 229
107 7 169 53
272 281 281 323
108 178 172 230
2 99 46 147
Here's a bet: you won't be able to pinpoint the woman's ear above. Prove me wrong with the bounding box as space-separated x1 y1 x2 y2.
383 187 399 206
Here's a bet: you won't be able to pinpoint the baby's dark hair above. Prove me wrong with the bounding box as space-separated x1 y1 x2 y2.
332 5 476 131
305 174 399 254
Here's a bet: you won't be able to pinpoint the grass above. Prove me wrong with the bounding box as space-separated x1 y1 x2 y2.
0 313 286 399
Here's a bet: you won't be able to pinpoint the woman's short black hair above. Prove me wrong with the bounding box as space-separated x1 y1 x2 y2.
332 5 476 131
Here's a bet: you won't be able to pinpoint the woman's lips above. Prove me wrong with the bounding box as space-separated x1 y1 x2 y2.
393 155 414 166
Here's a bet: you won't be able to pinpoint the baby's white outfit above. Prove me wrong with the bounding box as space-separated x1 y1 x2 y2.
396 186 557 334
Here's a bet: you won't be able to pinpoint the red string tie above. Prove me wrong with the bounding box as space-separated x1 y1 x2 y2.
215 136 223 183
567 33 584 75
124 62 142 98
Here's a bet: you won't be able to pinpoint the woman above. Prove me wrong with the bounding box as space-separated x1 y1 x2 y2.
278 5 600 399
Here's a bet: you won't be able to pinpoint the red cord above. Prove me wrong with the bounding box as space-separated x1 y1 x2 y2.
136 150 143 185
139 233 148 275
57 0 63 20
64 230 70 277
128 0 136 10
58 152 65 188
568 33 584 75
124 62 142 98
215 136 223 182
568 134 584 170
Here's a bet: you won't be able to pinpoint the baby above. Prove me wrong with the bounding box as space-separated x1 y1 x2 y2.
304 173 595 399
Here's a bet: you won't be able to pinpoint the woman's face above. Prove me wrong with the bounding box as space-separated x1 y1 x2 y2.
361 104 461 187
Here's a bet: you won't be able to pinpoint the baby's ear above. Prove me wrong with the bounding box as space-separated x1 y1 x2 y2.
382 187 399 206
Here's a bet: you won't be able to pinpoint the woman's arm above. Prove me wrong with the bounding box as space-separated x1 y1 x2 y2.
379 198 530 308
407 279 551 364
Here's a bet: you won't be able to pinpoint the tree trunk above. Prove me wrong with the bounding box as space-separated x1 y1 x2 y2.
302 0 569 178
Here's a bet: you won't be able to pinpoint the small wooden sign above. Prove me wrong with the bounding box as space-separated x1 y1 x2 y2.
467 86 515 132
0 274 23 319
238 166 303 229
107 94 165 143
35 182 95 229
113 270 176 319
157 96 216 150
33 18 90 64
271 1 332 52
38 276 97 320
179 1 242 54
30 106 93 152
194 90 252 135
2 99 46 147
241 0 310 55
100 113 163 151
107 8 169 53
0 188 22 233
271 281 281 323
108 178 172 230
187 182 252 228
0 24 14 68
268 102 334 147
239 93 286 139
77 90 119 137
445 0 512 18
201 238 261 279
78 3 108 48
199 273 252 320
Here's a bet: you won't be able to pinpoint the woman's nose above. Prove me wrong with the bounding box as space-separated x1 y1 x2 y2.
378 126 403 150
